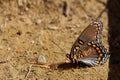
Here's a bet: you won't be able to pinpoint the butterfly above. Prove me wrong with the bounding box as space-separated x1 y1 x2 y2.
66 20 110 67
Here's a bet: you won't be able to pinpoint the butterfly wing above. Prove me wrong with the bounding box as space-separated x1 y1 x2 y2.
67 20 110 66
79 20 102 43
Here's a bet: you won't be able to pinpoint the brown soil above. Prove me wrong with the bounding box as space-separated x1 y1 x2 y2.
0 0 109 80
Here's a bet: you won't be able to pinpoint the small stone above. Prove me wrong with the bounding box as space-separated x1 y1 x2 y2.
37 55 46 63
75 24 81 27
7 47 11 51
31 40 35 44
25 18 32 25
48 26 58 30
0 46 4 49
16 30 22 35
25 7 29 11
18 0 23 7
35 19 42 25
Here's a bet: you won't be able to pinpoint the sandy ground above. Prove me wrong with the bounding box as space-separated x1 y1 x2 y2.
0 0 109 80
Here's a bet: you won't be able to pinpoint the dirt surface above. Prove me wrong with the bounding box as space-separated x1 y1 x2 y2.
0 0 109 80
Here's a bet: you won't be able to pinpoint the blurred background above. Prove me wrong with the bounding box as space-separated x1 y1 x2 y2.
0 0 119 80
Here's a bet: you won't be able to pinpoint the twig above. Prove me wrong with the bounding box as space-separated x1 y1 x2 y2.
25 64 33 79
50 39 66 54
96 0 106 6
33 64 50 69
62 1 68 17
96 7 107 19
0 57 11 64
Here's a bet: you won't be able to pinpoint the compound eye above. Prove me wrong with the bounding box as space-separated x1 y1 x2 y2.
66 53 70 58
76 50 82 58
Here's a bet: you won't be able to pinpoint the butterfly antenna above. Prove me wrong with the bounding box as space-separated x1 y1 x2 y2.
50 39 66 54
96 7 107 20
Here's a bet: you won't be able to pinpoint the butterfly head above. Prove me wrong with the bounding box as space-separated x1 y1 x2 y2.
66 46 83 63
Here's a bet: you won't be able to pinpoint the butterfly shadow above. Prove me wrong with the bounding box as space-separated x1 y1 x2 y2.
49 62 90 70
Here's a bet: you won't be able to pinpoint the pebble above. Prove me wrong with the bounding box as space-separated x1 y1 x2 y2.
35 19 42 25
48 26 58 30
31 40 35 44
0 46 4 50
38 55 46 63
7 47 11 51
